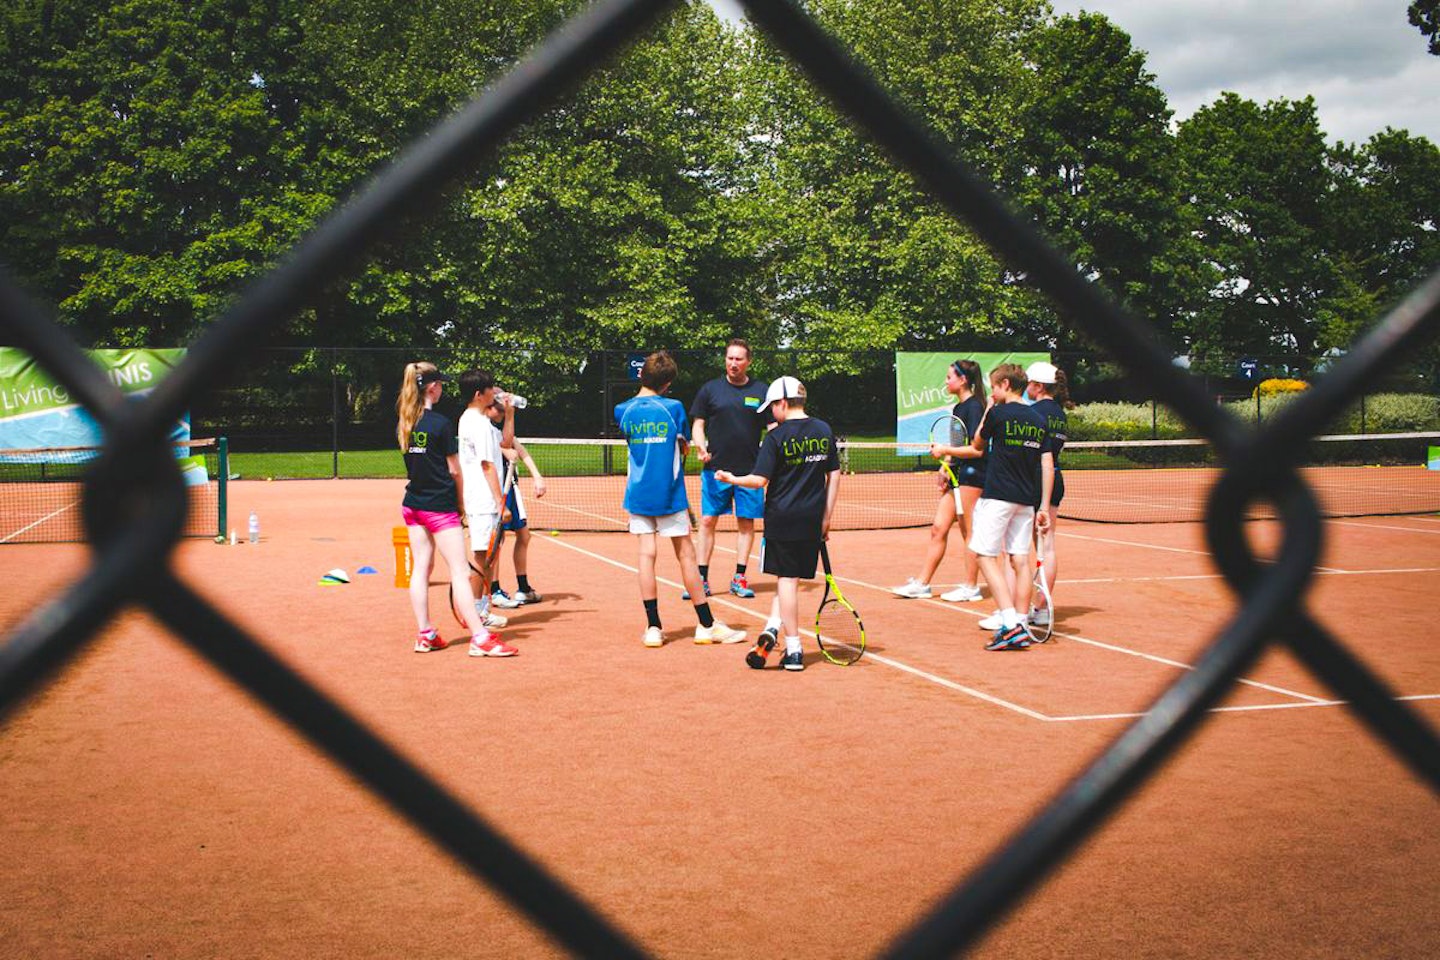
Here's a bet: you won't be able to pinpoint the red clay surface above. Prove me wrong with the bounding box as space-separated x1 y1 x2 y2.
2 478 1437 958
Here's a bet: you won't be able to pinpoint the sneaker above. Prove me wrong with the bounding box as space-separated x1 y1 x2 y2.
414 630 449 653
746 628 778 669
985 624 1033 651
491 589 521 609
1028 606 1051 626
513 589 542 605
729 574 756 599
474 602 509 629
891 578 932 599
781 650 805 671
941 584 983 603
977 612 1003 631
642 626 664 648
694 620 746 644
469 634 518 657
681 580 711 601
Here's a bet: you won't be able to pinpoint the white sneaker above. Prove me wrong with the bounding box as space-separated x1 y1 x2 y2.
643 626 664 647
978 612 1003 630
694 620 746 644
491 589 521 609
1029 606 1051 626
891 578 932 599
941 584 982 602
474 602 509 629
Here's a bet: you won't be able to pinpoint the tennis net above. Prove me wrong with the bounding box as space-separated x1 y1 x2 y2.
0 438 228 545
504 431 1440 530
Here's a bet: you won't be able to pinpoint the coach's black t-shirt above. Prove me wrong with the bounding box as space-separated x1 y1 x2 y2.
1031 396 1068 506
950 395 987 489
402 408 460 512
752 416 840 540
978 401 1046 507
690 376 770 473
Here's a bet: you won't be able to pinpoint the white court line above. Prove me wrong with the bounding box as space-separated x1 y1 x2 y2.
1 501 80 544
539 534 1050 720
1059 530 1350 574
1061 566 1440 585
543 536 1426 720
1328 518 1440 535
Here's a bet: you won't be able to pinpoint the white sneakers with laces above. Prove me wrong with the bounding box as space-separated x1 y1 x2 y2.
694 621 746 644
891 578 932 599
941 584 983 602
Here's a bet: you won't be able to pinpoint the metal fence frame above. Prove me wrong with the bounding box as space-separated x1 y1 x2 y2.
3 0 1437 955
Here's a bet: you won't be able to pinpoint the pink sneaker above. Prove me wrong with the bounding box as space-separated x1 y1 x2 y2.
414 630 449 653
469 633 518 657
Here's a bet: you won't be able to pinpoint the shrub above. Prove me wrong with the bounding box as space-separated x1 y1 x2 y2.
1256 377 1309 397
1067 402 1191 441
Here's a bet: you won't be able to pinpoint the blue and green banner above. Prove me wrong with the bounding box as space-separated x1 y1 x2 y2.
0 348 189 451
894 351 1050 452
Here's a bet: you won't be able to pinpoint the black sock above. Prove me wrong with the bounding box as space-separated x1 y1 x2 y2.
698 565 709 582
695 603 715 628
490 581 501 595
735 564 747 576
644 599 661 629
517 575 532 592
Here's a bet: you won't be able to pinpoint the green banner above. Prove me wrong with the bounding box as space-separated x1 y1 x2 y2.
895 351 1050 450
0 348 188 449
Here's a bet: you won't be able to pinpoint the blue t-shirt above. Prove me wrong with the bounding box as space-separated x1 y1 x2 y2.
752 416 840 540
615 394 690 517
978 401 1047 507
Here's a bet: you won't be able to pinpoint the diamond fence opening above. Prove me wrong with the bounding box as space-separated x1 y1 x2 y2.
2 0 1437 957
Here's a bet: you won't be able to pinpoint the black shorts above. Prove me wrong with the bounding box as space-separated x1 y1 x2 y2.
761 537 821 579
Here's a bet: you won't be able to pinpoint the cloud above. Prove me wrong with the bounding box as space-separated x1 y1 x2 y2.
1049 0 1440 144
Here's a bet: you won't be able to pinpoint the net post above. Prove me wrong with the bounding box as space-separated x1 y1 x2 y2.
217 437 229 541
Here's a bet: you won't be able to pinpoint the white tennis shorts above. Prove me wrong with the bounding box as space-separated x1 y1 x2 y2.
467 511 500 555
968 498 1035 557
629 509 691 537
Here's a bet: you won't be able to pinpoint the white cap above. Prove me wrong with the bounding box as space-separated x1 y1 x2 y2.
758 376 805 412
1025 361 1058 385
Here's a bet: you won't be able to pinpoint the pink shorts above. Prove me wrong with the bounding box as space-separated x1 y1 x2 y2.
401 506 463 533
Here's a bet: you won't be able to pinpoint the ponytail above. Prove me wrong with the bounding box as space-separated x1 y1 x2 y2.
1052 369 1073 408
396 361 436 451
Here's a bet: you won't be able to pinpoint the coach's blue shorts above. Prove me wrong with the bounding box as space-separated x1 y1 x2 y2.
700 470 764 520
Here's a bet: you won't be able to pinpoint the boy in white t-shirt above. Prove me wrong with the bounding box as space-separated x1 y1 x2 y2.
457 368 517 649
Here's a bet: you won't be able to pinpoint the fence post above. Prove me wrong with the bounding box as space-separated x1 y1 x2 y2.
331 350 340 479
1360 393 1367 435
1151 399 1158 439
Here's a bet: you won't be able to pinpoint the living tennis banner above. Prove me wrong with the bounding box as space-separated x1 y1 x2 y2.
894 351 1050 453
0 348 189 450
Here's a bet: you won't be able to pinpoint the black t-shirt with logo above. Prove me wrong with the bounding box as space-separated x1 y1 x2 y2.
690 376 771 473
1031 397 1068 505
752 416 840 540
950 394 987 488
978 402 1047 507
402 408 460 512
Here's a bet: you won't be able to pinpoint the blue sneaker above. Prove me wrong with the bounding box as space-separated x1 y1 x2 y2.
681 580 711 601
781 649 805 671
985 624 1033 651
729 574 756 598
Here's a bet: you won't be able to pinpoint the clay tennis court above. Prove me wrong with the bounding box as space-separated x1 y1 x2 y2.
2 477 1437 957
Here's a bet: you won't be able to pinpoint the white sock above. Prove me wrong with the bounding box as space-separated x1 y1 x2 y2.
785 636 802 655
765 616 782 633
999 608 1020 629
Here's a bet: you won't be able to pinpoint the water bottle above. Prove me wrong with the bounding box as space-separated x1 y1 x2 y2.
499 391 528 409
248 510 260 544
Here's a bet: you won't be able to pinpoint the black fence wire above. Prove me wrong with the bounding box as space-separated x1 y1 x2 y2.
2 0 1438 956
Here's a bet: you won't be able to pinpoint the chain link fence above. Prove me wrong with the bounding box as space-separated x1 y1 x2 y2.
3 0 1438 955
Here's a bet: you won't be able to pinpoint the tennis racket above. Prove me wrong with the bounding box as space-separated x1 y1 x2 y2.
815 542 866 665
1028 527 1055 643
450 465 515 630
929 413 969 507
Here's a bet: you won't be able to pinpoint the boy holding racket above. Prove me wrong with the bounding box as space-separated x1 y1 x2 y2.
716 376 841 672
616 351 746 648
482 398 547 608
948 363 1050 651
456 369 519 647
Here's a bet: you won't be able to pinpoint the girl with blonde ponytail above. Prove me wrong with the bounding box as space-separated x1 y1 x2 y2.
397 361 518 658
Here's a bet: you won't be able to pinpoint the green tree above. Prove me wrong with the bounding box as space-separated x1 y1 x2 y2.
1175 94 1339 367
1410 0 1439 54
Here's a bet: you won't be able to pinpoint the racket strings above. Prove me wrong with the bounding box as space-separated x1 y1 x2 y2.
816 597 864 650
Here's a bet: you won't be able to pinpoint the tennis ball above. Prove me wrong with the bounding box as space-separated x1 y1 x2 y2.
549 529 560 537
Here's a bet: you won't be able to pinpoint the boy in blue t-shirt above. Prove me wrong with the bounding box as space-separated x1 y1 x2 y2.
615 351 746 649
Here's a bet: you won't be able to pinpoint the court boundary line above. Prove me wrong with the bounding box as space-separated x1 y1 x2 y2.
537 534 1428 721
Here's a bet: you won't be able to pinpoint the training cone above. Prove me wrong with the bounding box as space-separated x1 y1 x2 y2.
356 565 379 575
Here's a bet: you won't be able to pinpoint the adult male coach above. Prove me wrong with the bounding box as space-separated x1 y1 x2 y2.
688 338 769 599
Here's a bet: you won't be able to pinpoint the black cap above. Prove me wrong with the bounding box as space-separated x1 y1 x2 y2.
417 370 451 386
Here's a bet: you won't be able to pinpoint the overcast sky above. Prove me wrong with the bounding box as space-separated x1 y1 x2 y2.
709 0 1439 146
